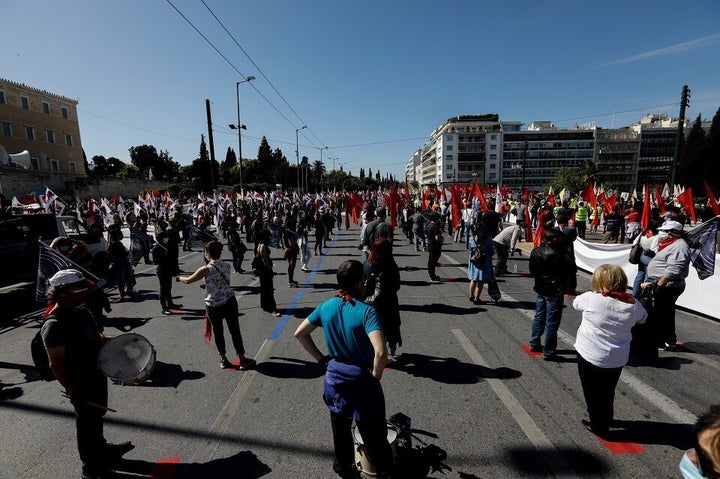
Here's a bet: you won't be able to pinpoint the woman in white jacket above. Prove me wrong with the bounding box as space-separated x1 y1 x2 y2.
573 264 648 438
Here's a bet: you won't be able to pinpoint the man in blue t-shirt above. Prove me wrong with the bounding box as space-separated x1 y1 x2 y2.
295 260 393 479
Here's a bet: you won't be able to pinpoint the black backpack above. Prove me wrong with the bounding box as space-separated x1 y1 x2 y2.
31 329 55 381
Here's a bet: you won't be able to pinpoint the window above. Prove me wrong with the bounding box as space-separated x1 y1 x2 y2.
25 126 35 140
491 134 497 140
0 90 5 104
490 154 497 160
21 96 29 109
69 161 76 173
61 107 68 119
65 133 73 146
46 129 55 144
51 159 59 172
446 145 453 151
43 102 50 114
1 121 11 137
31 157 40 170
490 144 497 150
446 164 453 170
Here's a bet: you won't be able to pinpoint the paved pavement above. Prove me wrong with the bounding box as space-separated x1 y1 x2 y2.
1 223 718 478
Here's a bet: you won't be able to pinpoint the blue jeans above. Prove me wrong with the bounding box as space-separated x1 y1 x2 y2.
530 293 564 356
413 231 426 251
632 252 652 298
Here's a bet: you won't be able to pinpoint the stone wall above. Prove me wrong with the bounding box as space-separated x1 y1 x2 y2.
0 168 167 201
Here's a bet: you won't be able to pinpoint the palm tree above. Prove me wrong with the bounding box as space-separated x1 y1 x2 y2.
312 160 326 191
580 159 600 186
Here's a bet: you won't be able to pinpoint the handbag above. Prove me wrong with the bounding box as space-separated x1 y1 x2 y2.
363 273 382 305
628 235 643 265
470 245 485 265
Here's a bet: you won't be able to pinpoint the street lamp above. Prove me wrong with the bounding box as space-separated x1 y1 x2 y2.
296 125 307 192
230 75 255 194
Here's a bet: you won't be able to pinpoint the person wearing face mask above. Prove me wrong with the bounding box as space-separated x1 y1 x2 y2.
680 404 720 479
641 220 691 351
41 269 134 479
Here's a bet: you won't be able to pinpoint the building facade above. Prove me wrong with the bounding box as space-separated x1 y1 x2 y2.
0 78 86 182
408 113 682 196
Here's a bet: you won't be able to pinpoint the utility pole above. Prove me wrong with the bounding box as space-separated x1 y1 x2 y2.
670 85 690 192
205 99 216 192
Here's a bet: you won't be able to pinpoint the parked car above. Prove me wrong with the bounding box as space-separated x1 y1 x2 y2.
0 213 107 290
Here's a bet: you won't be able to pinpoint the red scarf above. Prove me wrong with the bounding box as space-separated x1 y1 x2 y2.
657 235 679 252
602 291 635 304
336 290 355 305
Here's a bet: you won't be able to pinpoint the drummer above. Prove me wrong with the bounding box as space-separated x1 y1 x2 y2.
41 268 134 479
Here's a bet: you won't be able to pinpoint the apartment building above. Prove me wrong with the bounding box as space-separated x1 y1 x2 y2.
409 113 672 195
0 78 86 178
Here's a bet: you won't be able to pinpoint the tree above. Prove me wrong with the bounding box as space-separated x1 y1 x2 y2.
703 107 720 191
312 160 326 190
221 147 237 185
129 145 159 178
548 167 583 195
186 135 217 193
679 114 707 192
580 160 600 186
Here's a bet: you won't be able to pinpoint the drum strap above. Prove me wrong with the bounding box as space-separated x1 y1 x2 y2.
209 262 231 286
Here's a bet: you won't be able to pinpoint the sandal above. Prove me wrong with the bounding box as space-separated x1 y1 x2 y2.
220 358 233 369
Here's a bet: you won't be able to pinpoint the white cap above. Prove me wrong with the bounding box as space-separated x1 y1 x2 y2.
48 269 86 287
658 220 684 232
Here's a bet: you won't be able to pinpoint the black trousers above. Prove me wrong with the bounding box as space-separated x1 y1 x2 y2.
577 354 622 434
427 247 441 279
71 375 109 474
653 285 685 346
206 297 245 357
330 412 393 478
158 272 173 309
494 241 509 273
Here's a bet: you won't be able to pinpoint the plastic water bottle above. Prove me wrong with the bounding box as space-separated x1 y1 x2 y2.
513 263 518 273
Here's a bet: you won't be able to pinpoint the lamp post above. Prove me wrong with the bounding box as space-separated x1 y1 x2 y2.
296 126 307 192
231 76 255 194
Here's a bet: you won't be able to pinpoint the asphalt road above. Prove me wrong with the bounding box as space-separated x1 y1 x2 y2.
1 224 719 479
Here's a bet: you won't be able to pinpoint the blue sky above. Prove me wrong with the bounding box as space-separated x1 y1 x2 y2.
2 0 719 182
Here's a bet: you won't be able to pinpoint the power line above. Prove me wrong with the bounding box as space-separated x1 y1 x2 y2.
78 108 196 141
553 102 679 124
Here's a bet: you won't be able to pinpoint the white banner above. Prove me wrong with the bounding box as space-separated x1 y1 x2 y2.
574 238 720 319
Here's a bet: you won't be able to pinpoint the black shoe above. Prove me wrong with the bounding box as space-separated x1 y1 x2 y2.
581 419 608 438
162 309 172 315
542 353 558 361
168 303 183 309
105 441 135 463
238 358 257 371
529 344 543 353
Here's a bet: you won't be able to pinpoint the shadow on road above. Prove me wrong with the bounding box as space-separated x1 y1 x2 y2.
389 353 521 384
135 361 205 388
254 356 325 379
114 450 271 479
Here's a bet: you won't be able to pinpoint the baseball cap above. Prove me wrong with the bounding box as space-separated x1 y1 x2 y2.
657 220 684 232
48 269 86 287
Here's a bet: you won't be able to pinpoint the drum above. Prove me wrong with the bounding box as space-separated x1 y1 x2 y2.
352 423 399 476
98 333 156 385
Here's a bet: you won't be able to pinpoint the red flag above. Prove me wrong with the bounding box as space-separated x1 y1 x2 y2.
581 183 597 211
450 185 463 230
654 184 666 214
523 201 533 242
641 184 651 231
546 192 556 208
472 180 488 211
676 188 697 223
705 180 720 216
343 195 351 230
388 186 400 229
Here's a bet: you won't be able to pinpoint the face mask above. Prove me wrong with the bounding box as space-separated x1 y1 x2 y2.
658 231 670 241
680 450 706 479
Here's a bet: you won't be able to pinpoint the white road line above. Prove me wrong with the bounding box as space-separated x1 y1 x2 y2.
452 328 579 479
189 337 274 463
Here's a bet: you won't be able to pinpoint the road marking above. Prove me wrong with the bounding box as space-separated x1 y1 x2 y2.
189 234 341 463
188 337 275 464
452 328 579 479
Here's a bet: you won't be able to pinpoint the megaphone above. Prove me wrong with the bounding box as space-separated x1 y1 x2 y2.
9 150 32 169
